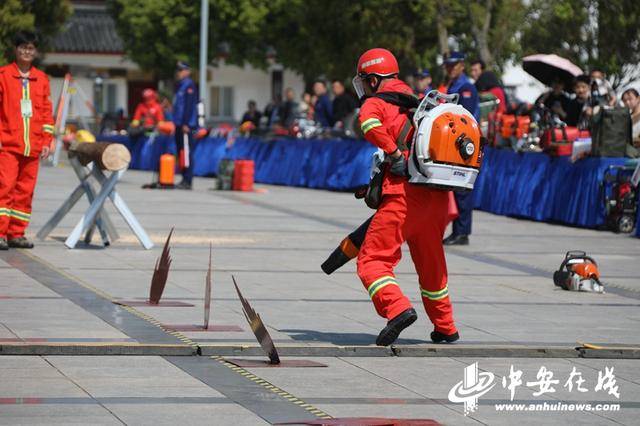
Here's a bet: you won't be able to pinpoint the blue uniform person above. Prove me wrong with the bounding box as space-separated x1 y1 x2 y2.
173 61 198 189
412 68 433 96
442 52 480 246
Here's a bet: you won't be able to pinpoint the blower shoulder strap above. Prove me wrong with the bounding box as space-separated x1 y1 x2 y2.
372 92 421 109
372 92 420 151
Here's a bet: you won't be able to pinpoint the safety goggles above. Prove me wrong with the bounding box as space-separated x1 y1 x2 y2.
352 75 366 100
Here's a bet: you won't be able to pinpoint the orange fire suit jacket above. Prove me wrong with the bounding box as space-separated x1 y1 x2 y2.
0 62 55 158
132 101 164 128
359 78 416 196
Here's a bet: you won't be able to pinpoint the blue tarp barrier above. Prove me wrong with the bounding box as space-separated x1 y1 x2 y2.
98 135 638 234
473 147 627 228
636 198 640 237
99 134 376 191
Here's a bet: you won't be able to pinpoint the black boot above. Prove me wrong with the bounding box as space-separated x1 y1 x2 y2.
431 330 460 343
0 237 8 250
176 180 192 190
443 234 469 246
8 236 34 249
376 308 417 346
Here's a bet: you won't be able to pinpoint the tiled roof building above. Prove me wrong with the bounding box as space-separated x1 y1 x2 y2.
51 6 123 54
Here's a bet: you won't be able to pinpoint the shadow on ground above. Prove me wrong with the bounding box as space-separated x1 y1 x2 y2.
281 329 427 345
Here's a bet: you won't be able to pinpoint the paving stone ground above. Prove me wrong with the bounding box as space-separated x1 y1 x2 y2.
0 163 639 425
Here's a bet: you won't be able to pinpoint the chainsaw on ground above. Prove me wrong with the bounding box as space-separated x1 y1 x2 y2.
553 251 604 293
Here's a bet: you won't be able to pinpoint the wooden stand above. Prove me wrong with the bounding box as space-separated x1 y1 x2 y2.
37 146 153 250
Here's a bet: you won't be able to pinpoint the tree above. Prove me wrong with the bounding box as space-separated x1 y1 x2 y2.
438 0 526 71
109 0 527 84
108 0 199 78
0 0 72 64
521 0 640 88
263 0 441 82
108 0 270 79
109 0 445 82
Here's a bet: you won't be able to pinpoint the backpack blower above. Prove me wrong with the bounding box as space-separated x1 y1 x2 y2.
321 91 483 275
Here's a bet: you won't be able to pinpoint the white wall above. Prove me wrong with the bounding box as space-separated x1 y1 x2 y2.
44 53 139 70
206 62 305 122
44 53 132 119
48 76 128 119
43 54 306 123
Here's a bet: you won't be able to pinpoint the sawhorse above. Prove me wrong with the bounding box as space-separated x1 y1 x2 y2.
37 156 154 249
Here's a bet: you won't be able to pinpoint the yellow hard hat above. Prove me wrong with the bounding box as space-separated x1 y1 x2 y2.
75 129 96 143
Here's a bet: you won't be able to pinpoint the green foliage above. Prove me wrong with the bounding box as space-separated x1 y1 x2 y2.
108 0 270 78
109 0 638 87
264 0 441 81
0 0 72 64
521 0 640 87
108 0 198 77
109 0 446 81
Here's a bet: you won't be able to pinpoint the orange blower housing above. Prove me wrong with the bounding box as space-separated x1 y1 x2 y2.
408 91 482 191
427 111 482 168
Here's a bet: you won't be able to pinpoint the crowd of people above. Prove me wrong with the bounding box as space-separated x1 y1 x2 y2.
536 69 620 129
124 50 639 150
240 79 360 134
235 52 510 141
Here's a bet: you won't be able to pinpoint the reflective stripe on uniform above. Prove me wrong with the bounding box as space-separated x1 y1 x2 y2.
367 275 399 299
421 286 449 301
10 208 31 222
0 208 10 217
43 124 55 134
22 79 31 156
361 118 382 134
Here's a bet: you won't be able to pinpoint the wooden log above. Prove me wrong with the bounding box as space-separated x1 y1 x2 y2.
69 142 131 171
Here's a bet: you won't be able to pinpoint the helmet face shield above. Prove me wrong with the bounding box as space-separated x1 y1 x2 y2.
352 75 366 99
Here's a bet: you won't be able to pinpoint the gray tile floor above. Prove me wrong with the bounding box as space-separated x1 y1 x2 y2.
0 164 638 425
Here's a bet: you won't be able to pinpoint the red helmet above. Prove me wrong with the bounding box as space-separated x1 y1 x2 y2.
142 89 157 102
356 48 399 77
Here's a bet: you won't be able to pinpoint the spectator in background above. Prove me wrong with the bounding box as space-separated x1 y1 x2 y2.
565 75 593 128
263 94 282 127
470 59 507 114
590 68 617 107
537 78 571 121
442 51 479 246
279 88 299 127
131 89 164 131
622 88 640 146
469 60 483 82
412 68 432 95
241 100 262 127
159 93 173 122
331 80 357 127
310 94 318 119
313 80 333 127
299 92 311 118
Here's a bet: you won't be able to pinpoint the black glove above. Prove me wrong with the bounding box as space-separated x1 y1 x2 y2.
388 151 408 177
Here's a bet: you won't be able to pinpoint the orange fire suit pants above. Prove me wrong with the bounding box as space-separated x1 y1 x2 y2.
0 150 40 239
357 184 457 335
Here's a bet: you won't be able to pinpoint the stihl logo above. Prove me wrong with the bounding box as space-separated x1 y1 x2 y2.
453 171 467 177
361 57 384 70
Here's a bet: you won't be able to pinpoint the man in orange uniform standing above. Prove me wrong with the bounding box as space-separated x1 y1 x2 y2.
0 31 54 250
353 48 459 345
